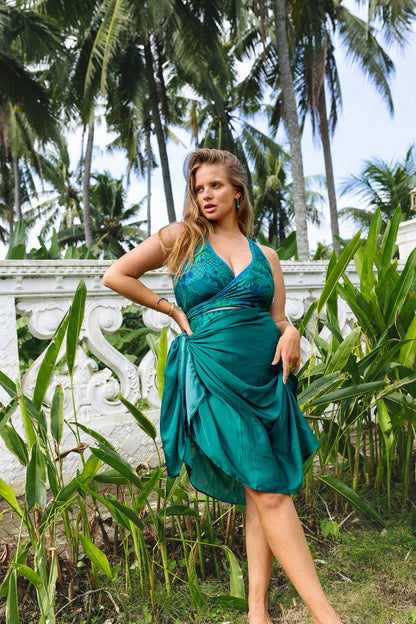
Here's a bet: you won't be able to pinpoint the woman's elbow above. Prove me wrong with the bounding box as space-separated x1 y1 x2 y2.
102 267 116 289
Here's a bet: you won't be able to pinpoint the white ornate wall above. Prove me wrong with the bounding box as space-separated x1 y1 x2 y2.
397 219 416 261
0 259 361 494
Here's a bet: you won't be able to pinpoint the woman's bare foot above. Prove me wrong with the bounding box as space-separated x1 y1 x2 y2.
247 610 273 624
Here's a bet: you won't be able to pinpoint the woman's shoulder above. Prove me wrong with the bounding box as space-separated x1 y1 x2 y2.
159 222 186 247
254 242 280 264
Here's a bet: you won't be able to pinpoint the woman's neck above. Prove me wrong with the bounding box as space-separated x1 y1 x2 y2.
212 222 243 239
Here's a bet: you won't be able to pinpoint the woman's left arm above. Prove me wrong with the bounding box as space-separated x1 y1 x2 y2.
260 245 300 384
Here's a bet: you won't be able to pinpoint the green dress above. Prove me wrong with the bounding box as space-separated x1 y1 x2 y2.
160 238 318 505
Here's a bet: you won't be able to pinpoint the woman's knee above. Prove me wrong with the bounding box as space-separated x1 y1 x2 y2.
245 488 291 512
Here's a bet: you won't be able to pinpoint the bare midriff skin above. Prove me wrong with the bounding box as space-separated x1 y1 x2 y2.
103 161 344 624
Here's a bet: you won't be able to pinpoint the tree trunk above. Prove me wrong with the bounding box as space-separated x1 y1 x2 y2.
144 38 176 224
83 118 94 249
146 119 152 237
318 88 340 253
273 0 309 260
12 155 22 222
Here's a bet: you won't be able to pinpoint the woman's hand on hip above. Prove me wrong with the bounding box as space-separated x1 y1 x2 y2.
172 306 193 336
271 325 301 384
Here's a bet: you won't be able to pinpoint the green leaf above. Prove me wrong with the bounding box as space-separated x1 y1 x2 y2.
0 371 17 398
376 398 394 448
299 301 317 337
163 505 199 518
399 315 416 369
360 208 381 300
135 469 164 514
311 380 386 406
66 280 87 378
70 422 116 451
0 426 29 465
78 453 101 486
26 442 46 510
6 568 19 624
318 475 384 526
105 493 144 530
14 565 43 590
326 328 361 374
33 312 69 411
297 372 345 409
0 478 23 517
225 548 245 599
93 469 128 485
187 547 204 608
85 487 131 531
210 595 248 611
50 385 65 445
17 379 36 451
90 446 143 490
379 205 401 274
157 326 168 400
118 395 157 440
6 221 26 260
376 373 416 399
0 397 18 435
317 231 362 315
386 248 416 327
79 534 114 580
275 230 297 259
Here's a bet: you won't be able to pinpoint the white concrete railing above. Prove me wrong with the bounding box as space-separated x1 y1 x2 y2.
0 258 369 494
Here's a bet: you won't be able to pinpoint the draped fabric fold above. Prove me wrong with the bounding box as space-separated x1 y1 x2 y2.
160 239 319 505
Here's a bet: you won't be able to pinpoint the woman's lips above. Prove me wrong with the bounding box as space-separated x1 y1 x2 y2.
204 204 216 212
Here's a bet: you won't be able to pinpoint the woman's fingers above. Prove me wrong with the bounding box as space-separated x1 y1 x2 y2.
272 335 300 383
173 308 193 336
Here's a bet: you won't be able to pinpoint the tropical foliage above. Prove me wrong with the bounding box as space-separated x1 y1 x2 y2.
340 145 416 231
1 0 415 258
0 211 415 622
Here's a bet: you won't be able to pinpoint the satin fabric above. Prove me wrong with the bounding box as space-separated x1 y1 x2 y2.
161 308 319 505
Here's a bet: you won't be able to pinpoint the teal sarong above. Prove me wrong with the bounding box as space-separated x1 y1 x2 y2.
160 239 318 505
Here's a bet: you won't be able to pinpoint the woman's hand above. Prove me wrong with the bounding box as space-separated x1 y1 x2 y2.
172 306 193 336
271 325 301 384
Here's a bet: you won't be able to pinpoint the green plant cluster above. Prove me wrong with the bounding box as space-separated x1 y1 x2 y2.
297 206 416 520
0 283 247 624
0 210 415 623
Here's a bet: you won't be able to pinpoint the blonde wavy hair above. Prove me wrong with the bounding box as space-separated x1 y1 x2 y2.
162 148 253 279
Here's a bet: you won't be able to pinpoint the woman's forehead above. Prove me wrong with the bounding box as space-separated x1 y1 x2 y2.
195 163 229 181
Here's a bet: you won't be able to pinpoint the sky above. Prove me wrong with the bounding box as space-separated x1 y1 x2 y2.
2 7 416 258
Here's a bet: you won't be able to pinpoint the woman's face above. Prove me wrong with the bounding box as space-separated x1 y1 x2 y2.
194 163 241 224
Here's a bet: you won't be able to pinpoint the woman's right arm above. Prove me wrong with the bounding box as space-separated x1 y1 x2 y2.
102 222 192 335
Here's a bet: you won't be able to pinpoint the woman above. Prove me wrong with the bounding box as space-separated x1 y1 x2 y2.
103 148 343 624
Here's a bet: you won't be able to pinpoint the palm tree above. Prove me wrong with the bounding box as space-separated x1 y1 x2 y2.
58 171 147 258
0 2 63 237
75 1 179 224
292 1 396 254
24 141 83 239
339 146 416 231
271 0 310 260
253 147 323 245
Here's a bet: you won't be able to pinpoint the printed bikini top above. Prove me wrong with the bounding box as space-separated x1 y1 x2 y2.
173 238 275 323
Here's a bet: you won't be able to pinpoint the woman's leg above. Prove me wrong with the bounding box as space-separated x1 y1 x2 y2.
245 492 274 623
244 487 343 624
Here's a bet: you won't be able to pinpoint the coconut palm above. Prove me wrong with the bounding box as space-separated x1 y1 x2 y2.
271 0 310 260
339 146 416 231
0 2 63 237
253 148 323 245
58 171 147 258
74 1 179 224
23 140 83 239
